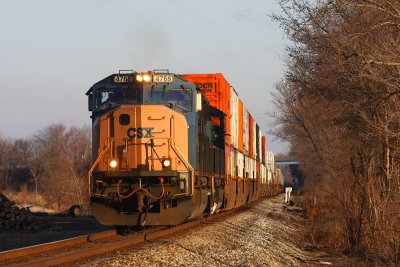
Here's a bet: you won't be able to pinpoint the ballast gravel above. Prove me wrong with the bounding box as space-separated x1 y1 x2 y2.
84 195 345 267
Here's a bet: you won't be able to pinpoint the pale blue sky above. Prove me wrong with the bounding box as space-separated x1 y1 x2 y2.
0 0 288 153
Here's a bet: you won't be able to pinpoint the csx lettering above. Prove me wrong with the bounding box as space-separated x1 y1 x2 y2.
196 83 213 93
127 127 154 139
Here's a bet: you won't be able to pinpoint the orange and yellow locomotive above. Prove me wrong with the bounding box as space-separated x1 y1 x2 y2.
86 70 281 227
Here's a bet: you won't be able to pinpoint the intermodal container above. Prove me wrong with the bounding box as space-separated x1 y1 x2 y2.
267 169 272 184
230 87 239 149
266 151 275 171
261 164 267 184
182 73 232 145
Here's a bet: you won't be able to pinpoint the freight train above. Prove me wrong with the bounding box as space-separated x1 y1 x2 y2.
86 70 283 227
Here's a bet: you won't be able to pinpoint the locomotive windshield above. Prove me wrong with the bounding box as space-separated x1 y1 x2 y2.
144 87 192 112
89 73 194 113
94 86 141 111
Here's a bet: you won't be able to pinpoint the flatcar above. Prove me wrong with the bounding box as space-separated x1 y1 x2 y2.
86 70 282 227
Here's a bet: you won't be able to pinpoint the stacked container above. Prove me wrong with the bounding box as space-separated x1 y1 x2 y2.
182 73 271 181
230 88 239 149
252 121 257 159
266 151 275 171
181 73 233 145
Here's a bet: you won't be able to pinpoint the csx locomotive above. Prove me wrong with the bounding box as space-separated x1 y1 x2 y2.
86 70 281 227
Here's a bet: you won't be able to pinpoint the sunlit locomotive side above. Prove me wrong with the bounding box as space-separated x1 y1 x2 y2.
86 70 281 227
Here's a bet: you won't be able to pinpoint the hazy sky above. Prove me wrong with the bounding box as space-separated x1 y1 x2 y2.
0 1 289 153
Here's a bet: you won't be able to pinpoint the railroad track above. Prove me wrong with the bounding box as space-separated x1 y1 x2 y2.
0 209 236 267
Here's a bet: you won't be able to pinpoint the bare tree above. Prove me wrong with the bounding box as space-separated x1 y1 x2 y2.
30 124 91 210
272 0 400 263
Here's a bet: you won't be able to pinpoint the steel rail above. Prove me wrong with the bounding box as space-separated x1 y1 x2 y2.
0 230 116 262
0 210 235 267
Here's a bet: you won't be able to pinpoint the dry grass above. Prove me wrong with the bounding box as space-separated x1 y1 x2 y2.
2 186 57 213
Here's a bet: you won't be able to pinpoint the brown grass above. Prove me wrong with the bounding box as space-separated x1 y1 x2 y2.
2 186 56 212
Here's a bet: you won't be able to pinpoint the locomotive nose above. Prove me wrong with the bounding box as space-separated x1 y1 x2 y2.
95 105 189 172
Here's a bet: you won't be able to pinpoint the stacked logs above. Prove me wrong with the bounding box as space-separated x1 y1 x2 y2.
0 192 48 231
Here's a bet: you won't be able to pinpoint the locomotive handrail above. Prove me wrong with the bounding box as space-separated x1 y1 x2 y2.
168 137 194 196
87 138 111 195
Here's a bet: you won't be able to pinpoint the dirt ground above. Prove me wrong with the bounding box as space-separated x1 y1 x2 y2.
83 194 348 267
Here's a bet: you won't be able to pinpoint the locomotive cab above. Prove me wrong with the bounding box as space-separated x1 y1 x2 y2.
86 70 199 226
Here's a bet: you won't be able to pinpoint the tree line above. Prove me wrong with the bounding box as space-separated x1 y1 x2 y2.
0 124 91 210
273 0 399 264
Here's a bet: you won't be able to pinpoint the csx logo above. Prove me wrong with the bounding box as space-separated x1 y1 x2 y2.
127 127 154 139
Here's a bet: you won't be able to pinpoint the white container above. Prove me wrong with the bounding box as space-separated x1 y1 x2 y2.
230 147 245 177
267 168 273 184
260 164 266 184
237 150 244 178
252 121 257 159
266 151 275 172
230 87 239 149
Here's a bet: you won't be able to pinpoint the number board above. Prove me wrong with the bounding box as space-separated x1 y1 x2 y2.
114 75 133 83
153 74 174 83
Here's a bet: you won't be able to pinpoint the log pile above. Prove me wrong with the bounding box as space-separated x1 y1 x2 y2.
0 192 49 231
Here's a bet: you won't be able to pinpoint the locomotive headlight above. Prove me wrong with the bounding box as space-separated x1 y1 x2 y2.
162 159 171 168
136 73 151 83
143 74 151 82
109 159 118 168
136 74 143 82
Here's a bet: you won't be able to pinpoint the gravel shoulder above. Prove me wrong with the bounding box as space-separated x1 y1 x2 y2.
84 194 347 267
